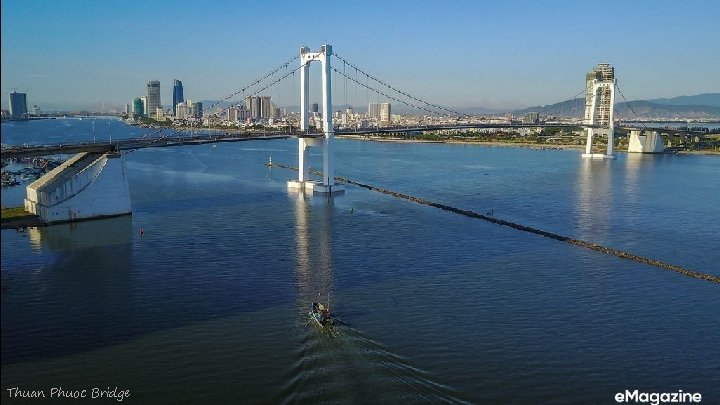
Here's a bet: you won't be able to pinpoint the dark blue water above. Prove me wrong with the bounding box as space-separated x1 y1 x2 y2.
2 119 719 404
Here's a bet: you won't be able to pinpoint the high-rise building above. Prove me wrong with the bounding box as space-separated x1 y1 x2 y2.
228 106 239 122
368 102 391 121
245 96 259 118
9 91 28 119
312 103 319 113
368 102 391 126
124 104 130 115
147 81 161 119
261 96 272 118
584 63 614 126
244 96 273 119
191 102 202 118
380 103 391 124
176 102 189 120
140 96 148 116
173 79 184 115
368 102 380 119
132 98 144 117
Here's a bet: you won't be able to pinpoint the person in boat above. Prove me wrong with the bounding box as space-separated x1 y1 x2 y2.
312 302 333 325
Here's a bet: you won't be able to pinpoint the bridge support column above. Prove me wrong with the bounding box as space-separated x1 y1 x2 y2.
298 138 309 182
288 44 344 194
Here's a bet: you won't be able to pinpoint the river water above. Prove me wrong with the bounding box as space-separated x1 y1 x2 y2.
2 118 719 404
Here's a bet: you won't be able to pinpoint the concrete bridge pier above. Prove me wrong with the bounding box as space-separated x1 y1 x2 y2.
24 152 132 224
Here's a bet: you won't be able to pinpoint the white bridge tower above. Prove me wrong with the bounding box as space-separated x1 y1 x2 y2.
288 45 344 193
582 63 616 159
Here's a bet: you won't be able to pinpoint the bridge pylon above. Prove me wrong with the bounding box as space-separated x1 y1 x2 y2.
288 44 344 194
582 63 616 159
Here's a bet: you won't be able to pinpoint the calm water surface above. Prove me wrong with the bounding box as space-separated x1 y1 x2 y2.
2 119 719 404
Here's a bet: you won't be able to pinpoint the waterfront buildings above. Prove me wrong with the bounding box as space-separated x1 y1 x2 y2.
147 81 161 118
9 91 28 119
173 80 184 115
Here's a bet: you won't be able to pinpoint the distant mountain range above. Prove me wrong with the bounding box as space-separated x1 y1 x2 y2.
512 93 720 119
196 94 720 119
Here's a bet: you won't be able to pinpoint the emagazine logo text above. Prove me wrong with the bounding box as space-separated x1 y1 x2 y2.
615 390 701 405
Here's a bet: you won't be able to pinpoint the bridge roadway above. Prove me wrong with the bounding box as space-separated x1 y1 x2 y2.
1 123 703 159
1 132 296 159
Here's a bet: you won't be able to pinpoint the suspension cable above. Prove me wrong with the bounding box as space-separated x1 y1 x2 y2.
333 53 464 116
202 53 299 116
211 62 307 119
332 67 453 117
616 83 647 129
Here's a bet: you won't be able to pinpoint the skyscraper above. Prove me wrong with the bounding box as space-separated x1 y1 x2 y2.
147 81 161 119
173 79 184 115
380 103 391 124
261 96 272 118
175 102 189 120
9 91 28 119
228 106 239 122
244 96 273 119
140 96 148 116
368 103 391 119
132 98 144 117
191 102 202 118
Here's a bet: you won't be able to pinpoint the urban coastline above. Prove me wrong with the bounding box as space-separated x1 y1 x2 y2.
2 11 720 400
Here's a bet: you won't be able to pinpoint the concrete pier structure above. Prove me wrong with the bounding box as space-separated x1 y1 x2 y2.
288 44 344 194
24 152 131 224
628 130 665 153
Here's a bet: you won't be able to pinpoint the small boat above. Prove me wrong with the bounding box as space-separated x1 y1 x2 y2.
310 302 334 328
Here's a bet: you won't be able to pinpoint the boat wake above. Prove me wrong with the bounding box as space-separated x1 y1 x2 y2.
278 316 469 404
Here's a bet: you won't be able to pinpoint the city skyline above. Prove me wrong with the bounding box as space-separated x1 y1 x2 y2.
1 0 719 112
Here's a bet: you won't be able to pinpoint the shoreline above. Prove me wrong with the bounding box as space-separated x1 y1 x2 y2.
336 135 720 155
136 122 720 155
336 134 584 150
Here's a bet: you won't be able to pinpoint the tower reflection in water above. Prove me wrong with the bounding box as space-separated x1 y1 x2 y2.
575 157 613 243
292 191 336 321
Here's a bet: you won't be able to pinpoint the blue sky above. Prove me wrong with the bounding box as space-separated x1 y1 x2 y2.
2 0 719 111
